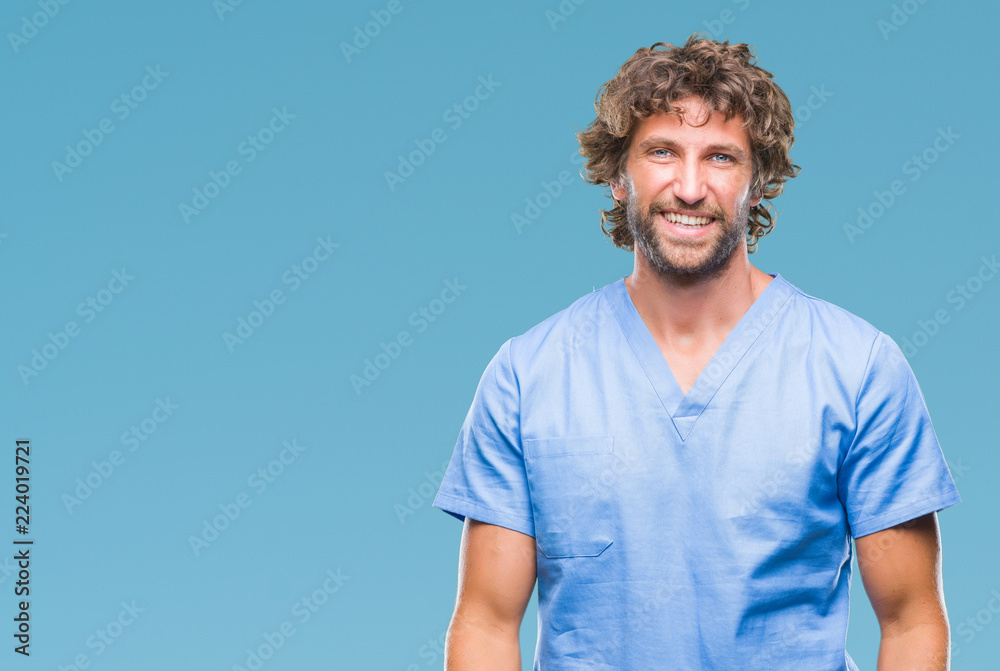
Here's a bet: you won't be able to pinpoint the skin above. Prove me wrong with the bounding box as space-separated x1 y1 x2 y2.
610 95 772 394
443 94 950 669
443 519 536 670
856 512 951 670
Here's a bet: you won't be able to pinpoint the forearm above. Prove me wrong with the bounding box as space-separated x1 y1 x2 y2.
444 614 521 671
877 621 950 671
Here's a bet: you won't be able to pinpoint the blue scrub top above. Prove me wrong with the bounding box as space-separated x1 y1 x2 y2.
432 272 961 670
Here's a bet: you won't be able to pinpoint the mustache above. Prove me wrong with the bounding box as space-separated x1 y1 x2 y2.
646 200 726 220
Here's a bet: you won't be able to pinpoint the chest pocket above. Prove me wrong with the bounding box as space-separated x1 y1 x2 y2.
523 436 615 559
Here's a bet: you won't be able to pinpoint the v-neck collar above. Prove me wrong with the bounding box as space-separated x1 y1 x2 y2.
604 272 794 442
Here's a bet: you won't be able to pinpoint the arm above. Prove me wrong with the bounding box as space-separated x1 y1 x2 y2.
444 518 537 671
855 512 950 671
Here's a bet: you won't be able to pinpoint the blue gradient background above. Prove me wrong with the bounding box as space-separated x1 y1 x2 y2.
0 1 996 669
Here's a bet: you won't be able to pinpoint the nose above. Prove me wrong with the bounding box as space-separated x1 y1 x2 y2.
671 157 709 205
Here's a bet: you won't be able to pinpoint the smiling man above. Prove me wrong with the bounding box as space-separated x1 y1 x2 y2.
618 95 758 282
433 33 961 670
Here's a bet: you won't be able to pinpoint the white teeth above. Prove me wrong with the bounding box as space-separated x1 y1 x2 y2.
662 212 712 227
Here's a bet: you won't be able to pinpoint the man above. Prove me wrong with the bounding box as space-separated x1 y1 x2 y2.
432 33 961 670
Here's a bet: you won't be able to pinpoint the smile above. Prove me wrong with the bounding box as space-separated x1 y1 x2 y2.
660 211 715 228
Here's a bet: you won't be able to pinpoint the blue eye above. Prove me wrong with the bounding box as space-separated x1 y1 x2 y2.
712 154 733 162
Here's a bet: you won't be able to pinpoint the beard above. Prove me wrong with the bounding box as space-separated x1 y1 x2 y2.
624 187 752 283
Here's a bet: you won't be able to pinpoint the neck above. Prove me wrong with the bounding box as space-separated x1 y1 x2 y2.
624 247 772 350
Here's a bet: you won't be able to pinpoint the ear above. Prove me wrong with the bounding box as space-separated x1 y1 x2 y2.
611 181 626 201
750 191 762 208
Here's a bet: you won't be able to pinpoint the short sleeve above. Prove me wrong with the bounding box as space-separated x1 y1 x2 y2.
432 338 535 537
838 331 962 539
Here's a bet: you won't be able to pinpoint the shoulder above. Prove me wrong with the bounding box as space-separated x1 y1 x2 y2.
502 281 613 371
772 274 917 403
778 273 885 358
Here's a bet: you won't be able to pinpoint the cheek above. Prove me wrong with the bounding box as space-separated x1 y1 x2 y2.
720 181 752 210
635 176 673 204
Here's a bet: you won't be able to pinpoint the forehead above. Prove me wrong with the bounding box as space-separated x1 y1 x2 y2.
629 95 750 152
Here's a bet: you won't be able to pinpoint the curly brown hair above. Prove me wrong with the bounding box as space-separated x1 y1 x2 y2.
576 32 800 253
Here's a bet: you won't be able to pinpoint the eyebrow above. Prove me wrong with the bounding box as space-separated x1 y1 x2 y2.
634 135 748 163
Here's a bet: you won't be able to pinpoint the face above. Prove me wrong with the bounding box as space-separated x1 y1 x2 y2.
611 95 761 281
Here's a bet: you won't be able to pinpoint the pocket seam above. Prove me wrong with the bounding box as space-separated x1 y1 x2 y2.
523 436 616 559
523 435 614 459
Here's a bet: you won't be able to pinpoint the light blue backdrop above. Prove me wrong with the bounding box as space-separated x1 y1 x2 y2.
1 1 997 669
